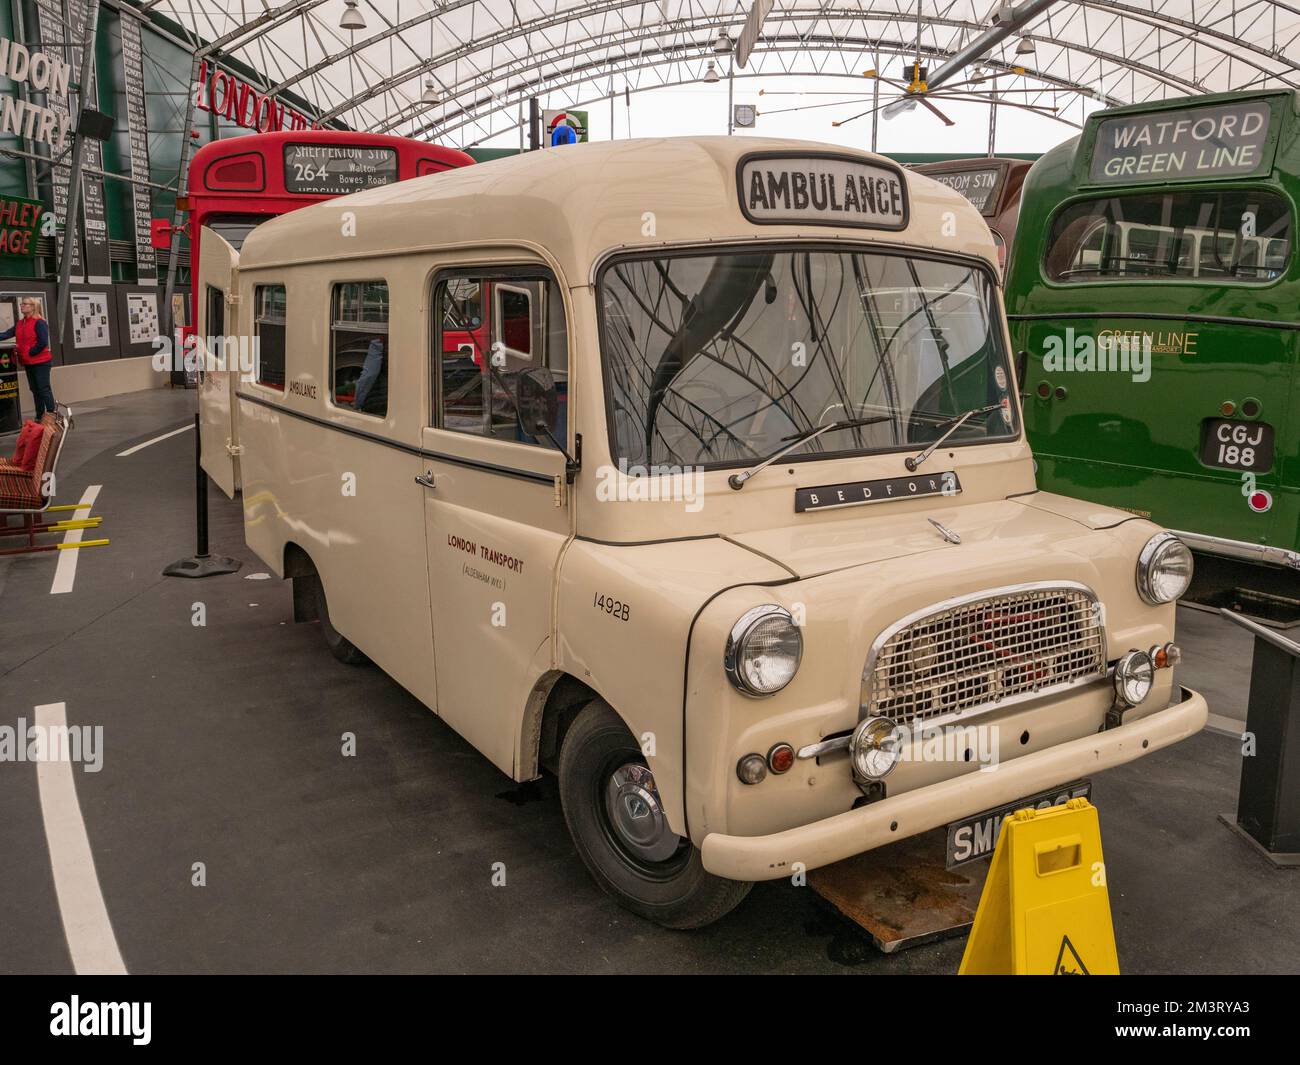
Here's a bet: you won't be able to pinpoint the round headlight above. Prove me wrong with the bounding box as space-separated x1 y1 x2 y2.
1137 533 1194 605
724 605 802 696
850 716 902 781
1113 649 1154 707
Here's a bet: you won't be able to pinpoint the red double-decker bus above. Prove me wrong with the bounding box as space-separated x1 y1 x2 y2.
173 130 474 331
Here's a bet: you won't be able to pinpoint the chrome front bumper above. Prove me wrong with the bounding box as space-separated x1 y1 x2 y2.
700 685 1208 882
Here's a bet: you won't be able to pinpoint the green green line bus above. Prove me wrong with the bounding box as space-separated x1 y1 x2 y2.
1005 89 1299 613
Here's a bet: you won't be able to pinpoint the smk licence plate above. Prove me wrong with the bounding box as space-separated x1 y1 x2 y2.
945 780 1091 869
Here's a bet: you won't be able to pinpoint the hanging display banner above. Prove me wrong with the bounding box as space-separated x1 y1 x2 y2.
32 0 83 283
119 14 156 282
65 0 111 285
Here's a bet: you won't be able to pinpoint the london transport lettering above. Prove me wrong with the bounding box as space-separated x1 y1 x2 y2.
739 153 908 228
1089 99 1274 183
447 533 525 574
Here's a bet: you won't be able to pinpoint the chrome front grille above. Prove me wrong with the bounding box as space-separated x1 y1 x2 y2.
862 585 1106 725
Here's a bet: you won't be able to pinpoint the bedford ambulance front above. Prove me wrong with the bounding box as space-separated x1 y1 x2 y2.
589 147 1207 886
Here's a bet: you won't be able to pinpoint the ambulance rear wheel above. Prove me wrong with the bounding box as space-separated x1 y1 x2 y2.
558 699 752 929
311 574 368 666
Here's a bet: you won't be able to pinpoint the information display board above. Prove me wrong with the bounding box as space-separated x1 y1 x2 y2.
126 292 159 344
71 291 112 348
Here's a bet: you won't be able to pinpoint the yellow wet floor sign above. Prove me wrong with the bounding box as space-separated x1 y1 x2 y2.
959 797 1119 975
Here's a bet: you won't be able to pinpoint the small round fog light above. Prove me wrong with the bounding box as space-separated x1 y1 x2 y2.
1113 649 1154 707
850 717 901 781
737 753 767 785
767 743 795 774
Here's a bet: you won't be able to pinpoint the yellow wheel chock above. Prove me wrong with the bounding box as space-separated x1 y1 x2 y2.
959 797 1120 975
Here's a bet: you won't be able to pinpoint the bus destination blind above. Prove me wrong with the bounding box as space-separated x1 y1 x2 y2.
928 167 1002 215
1089 99 1274 184
283 144 399 195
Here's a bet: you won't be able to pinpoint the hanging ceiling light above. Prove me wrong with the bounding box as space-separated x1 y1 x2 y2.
340 0 366 31
1015 35 1036 55
421 78 440 105
703 60 721 83
713 29 733 54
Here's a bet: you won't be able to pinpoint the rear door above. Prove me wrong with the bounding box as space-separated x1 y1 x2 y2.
197 227 242 497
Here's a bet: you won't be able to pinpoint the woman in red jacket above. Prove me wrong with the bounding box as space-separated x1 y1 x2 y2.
0 297 55 419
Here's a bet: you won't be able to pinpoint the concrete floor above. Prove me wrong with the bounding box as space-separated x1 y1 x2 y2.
0 388 1295 974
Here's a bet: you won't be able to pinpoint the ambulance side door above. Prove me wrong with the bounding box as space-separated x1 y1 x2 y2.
419 265 572 775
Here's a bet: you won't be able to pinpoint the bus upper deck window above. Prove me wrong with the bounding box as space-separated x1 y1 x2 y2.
254 284 287 390
1046 189 1292 283
331 281 389 416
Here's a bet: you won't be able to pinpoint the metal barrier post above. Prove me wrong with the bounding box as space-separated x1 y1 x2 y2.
1217 608 1300 866
161 412 241 579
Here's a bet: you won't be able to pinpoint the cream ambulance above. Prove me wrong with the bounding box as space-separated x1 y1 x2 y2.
197 137 1207 929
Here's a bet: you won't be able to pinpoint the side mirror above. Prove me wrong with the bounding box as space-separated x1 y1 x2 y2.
516 367 558 438
1015 350 1029 396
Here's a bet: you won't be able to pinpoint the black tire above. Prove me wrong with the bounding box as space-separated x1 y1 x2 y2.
311 573 369 666
558 699 752 929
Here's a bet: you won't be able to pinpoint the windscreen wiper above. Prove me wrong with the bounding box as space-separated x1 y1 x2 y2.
903 403 1002 472
728 416 890 490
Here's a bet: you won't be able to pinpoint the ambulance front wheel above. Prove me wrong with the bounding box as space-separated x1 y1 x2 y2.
558 699 752 929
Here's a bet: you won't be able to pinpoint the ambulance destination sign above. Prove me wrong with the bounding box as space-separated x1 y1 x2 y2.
1089 99 1274 184
738 152 908 229
283 144 399 195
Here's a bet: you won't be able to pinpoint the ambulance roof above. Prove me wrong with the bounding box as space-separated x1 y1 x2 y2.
237 135 1001 280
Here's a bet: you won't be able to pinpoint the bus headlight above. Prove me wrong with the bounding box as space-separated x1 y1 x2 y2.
850 717 901 781
1136 533 1194 605
724 605 802 696
1113 649 1154 707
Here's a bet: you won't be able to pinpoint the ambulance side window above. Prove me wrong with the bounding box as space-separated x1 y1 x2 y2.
432 270 568 449
330 281 389 417
254 284 286 391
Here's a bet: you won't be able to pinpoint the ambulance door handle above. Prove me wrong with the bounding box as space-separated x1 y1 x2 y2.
415 471 437 490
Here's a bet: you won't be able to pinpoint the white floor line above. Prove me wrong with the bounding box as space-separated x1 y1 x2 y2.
1206 712 1247 737
50 484 102 596
116 422 192 457
34 702 127 975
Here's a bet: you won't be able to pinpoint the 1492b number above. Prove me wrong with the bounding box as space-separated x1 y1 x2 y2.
593 593 630 621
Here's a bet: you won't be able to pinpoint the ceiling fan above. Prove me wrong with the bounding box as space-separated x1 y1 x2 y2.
813 0 1061 130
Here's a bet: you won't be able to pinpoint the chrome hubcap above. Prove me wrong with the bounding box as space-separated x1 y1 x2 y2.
604 762 680 863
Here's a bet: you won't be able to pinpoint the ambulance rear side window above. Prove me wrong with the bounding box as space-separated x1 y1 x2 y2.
330 281 389 416
254 284 286 390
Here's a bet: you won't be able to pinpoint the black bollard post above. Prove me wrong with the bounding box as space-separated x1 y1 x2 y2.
1217 608 1300 866
162 412 241 578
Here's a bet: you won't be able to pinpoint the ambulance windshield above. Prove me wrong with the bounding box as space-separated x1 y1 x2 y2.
598 247 1017 470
